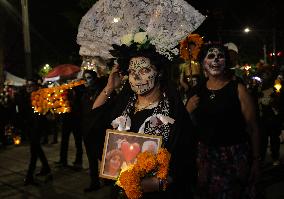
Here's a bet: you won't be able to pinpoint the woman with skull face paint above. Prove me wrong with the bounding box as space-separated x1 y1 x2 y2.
87 44 197 198
186 43 260 199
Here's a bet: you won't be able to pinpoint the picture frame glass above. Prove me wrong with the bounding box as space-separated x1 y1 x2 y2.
100 129 162 180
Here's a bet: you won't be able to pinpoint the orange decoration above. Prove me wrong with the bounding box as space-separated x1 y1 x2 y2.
31 80 85 115
180 33 203 61
117 148 171 199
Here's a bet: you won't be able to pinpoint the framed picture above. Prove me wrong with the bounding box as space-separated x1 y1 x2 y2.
99 129 163 180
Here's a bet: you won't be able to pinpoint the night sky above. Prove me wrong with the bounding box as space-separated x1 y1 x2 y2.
1 0 284 78
188 0 284 63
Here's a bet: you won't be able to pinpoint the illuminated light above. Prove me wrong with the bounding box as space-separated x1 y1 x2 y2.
113 17 120 23
13 136 21 145
274 80 282 93
130 145 134 150
154 10 160 17
252 76 262 82
244 27 250 33
244 65 251 71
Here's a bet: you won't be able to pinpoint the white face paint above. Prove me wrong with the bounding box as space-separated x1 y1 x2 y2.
203 48 226 76
128 57 157 95
84 73 94 87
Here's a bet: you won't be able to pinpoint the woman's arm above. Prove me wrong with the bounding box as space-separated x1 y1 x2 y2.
92 65 122 109
185 94 199 113
238 83 260 159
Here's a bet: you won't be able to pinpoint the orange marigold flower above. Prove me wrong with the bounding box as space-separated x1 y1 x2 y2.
135 151 157 173
156 166 168 180
117 148 171 198
157 148 171 165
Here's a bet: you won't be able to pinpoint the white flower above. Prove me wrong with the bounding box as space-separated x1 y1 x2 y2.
120 33 134 46
134 32 148 44
111 115 131 131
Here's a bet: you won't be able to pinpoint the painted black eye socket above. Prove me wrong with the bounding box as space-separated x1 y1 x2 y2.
139 67 151 75
217 53 225 59
206 53 225 59
128 69 135 75
207 53 216 59
128 67 151 76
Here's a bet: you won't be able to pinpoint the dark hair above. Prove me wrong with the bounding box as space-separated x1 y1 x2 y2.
109 43 171 75
198 43 232 69
109 43 181 110
84 70 97 79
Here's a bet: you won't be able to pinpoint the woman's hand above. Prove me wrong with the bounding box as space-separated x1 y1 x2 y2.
106 65 123 92
92 65 124 109
141 177 159 192
186 95 199 113
141 176 172 192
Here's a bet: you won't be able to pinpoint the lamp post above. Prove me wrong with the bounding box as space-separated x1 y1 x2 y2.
21 0 32 79
272 28 276 65
243 26 277 65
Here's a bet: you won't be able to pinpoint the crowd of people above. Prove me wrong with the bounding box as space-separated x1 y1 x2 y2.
0 39 283 199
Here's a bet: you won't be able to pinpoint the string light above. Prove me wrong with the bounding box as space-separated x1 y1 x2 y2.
274 79 282 93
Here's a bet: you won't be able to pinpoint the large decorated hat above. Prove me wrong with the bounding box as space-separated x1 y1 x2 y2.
77 0 205 61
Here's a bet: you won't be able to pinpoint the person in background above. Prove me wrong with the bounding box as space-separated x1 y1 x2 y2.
24 79 51 185
80 69 107 192
258 69 282 166
55 82 85 169
186 43 260 199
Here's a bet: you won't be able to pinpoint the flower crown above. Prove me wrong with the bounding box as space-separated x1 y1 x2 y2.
118 31 177 61
121 31 150 49
109 32 171 75
77 0 205 63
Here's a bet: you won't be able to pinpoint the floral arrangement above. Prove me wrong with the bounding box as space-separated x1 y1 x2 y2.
31 80 85 115
120 31 151 51
117 30 179 61
116 148 171 199
179 33 203 61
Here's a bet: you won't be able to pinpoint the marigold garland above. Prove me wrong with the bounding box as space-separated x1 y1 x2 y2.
31 80 85 115
116 148 171 199
180 33 203 61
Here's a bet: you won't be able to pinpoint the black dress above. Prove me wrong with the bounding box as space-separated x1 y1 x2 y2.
85 84 197 199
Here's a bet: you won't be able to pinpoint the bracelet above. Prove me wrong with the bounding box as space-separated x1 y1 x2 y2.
103 89 111 99
158 179 163 192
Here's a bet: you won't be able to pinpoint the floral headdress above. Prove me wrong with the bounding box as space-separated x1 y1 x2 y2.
77 0 205 62
179 33 204 61
109 31 171 74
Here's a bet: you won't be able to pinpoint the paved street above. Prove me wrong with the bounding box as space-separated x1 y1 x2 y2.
1 135 284 199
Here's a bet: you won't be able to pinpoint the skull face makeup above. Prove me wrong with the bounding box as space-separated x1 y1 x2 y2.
84 73 94 87
203 48 225 76
128 57 158 95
